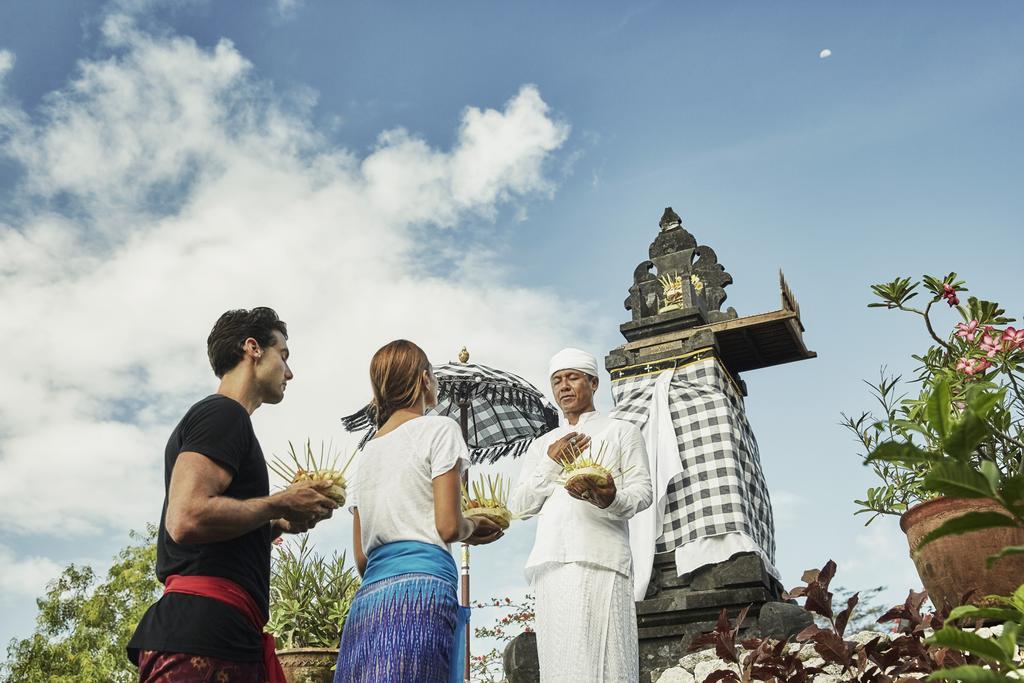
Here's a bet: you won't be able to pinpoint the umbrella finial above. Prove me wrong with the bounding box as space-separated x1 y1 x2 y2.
458 346 470 363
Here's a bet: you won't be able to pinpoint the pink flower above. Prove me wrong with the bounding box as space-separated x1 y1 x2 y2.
980 333 1001 358
956 320 980 343
941 284 960 307
1002 327 1024 350
956 357 993 376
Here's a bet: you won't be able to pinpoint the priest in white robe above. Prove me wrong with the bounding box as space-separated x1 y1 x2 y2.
510 348 653 683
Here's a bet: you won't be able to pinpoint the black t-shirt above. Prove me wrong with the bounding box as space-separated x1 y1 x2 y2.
128 394 273 663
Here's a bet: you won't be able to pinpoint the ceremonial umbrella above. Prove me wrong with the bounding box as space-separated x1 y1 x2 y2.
341 348 558 680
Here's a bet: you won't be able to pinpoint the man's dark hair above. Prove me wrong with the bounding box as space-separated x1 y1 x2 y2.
207 307 288 378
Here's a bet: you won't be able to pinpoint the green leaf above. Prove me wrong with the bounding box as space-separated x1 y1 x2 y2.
928 379 954 439
966 387 1006 420
924 461 998 499
927 665 1015 682
865 440 937 465
943 412 990 460
1009 584 1024 613
926 625 1012 664
947 605 1020 622
919 511 1019 548
996 621 1018 659
891 419 934 438
980 461 1001 495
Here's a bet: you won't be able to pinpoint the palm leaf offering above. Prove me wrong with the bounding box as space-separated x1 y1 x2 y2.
268 440 357 506
556 441 632 489
462 473 514 529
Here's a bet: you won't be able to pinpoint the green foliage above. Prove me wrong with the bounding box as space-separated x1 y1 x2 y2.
846 273 1024 524
1 528 160 683
470 594 535 683
266 536 360 650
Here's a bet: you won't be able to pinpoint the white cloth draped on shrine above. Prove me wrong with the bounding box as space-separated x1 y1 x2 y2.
611 356 779 587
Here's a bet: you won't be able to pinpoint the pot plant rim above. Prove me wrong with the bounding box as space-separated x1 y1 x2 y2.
898 495 1006 534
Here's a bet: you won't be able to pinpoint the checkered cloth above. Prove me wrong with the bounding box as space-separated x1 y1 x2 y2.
341 362 559 464
610 357 775 561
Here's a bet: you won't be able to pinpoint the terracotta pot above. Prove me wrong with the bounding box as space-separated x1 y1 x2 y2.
901 497 1024 609
276 647 337 683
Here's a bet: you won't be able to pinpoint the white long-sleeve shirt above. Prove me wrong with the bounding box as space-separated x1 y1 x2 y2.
510 410 653 579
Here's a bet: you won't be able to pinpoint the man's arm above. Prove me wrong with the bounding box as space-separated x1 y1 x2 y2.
508 439 558 519
600 425 653 519
509 433 590 518
165 452 337 545
568 426 652 519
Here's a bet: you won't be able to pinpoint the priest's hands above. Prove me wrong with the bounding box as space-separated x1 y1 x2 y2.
566 477 616 509
546 432 592 464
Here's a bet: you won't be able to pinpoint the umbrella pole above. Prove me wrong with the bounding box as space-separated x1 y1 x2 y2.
459 399 471 682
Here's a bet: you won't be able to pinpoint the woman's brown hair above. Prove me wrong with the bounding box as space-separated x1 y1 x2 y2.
369 339 432 426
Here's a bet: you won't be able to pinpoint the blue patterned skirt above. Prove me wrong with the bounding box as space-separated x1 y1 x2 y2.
334 540 470 683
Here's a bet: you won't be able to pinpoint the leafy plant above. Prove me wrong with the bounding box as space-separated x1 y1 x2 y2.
267 536 360 650
2 528 160 683
846 273 1024 523
689 559 974 682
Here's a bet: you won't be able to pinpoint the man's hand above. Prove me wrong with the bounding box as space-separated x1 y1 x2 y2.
566 477 616 509
463 515 504 546
272 480 337 527
546 432 591 464
272 512 332 536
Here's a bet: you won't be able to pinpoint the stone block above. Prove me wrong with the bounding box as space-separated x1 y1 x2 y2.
757 601 813 641
503 631 540 683
654 667 695 683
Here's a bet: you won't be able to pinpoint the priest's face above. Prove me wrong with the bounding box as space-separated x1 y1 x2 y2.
550 369 598 415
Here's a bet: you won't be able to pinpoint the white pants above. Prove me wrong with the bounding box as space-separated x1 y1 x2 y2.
532 562 639 683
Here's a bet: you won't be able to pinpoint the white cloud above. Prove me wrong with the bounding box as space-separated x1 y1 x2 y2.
0 50 13 78
837 518 923 607
275 0 304 17
819 49 832 59
0 546 63 599
0 14 581 543
770 489 803 525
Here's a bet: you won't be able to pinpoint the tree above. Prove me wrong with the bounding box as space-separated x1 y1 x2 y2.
1 528 160 683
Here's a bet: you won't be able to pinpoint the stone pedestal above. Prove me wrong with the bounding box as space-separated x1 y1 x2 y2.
501 554 812 683
638 552 811 681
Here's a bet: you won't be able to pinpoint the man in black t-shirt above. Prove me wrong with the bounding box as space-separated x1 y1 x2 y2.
128 307 337 682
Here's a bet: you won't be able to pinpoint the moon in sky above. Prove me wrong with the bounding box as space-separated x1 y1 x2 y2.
819 49 832 59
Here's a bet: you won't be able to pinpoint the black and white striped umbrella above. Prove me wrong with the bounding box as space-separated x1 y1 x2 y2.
341 361 559 463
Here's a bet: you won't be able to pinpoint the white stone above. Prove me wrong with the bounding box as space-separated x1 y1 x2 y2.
654 667 695 683
677 647 722 669
849 630 888 646
693 660 739 681
788 643 818 661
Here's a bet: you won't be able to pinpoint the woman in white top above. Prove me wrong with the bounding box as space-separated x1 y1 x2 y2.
334 340 503 683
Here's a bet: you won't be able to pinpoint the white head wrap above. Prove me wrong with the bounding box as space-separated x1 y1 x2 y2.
548 347 599 379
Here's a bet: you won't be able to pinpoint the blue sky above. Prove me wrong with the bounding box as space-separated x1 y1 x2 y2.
1 0 1022 664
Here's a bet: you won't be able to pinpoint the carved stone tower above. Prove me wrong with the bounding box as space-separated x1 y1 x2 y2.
607 208 816 680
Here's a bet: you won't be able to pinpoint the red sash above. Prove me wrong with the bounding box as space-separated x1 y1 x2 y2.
164 574 285 683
